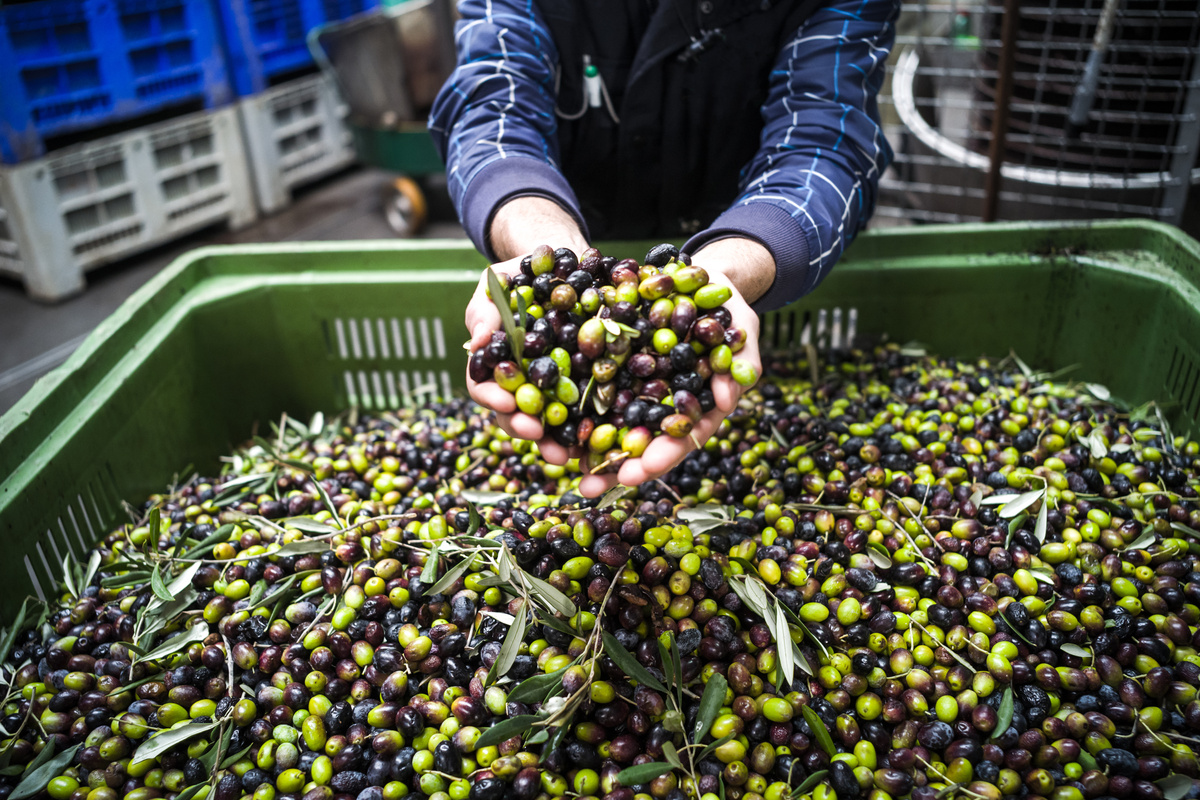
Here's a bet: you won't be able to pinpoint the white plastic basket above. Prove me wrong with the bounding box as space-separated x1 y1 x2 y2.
238 74 357 215
0 106 257 302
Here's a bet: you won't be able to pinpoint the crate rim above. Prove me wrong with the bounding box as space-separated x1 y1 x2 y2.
0 237 482 443
4 217 1198 446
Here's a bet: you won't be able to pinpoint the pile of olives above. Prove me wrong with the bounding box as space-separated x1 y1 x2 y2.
468 244 756 472
1 342 1199 800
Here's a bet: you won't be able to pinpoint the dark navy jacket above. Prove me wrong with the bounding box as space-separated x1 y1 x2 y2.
430 0 898 310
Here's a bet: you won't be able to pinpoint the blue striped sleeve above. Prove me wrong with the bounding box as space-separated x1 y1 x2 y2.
684 0 899 312
428 0 586 259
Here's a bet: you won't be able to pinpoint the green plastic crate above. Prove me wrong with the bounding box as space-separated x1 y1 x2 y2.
2 219 1200 617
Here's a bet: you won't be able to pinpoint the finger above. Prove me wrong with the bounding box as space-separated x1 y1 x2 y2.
507 412 545 441
469 306 501 349
537 439 571 465
493 413 520 439
468 379 517 414
711 374 739 413
578 473 621 498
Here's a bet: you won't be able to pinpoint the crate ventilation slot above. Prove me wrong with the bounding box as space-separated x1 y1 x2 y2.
1165 343 1200 431
24 475 116 603
342 369 453 409
332 316 446 362
330 316 451 408
762 307 858 351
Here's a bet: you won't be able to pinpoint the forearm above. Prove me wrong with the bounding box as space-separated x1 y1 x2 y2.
429 0 588 259
689 237 775 306
687 0 897 310
489 197 590 261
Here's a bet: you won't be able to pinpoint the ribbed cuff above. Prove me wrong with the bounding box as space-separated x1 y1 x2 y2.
683 203 812 312
460 159 589 261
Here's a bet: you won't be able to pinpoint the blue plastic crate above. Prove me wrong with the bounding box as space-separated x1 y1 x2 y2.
216 0 379 97
0 0 232 164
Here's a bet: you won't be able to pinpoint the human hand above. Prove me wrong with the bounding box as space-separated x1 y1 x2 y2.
465 197 589 463
576 263 762 496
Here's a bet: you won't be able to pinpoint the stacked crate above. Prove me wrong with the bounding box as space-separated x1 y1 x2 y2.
0 0 381 301
0 0 256 301
216 0 376 214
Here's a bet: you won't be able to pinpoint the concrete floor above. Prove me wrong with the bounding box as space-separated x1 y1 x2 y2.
0 166 468 414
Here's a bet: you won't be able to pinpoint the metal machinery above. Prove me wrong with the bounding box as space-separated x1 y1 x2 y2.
310 0 455 235
877 0 1200 225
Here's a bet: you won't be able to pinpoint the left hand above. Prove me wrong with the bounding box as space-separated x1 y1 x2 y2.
576 240 772 496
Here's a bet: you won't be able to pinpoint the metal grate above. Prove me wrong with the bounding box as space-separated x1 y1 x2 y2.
876 0 1200 226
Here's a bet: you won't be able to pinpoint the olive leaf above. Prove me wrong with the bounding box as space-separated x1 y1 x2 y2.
0 599 30 667
801 706 835 757
133 621 209 666
1034 501 1048 544
486 269 524 363
1123 528 1158 551
150 564 173 602
133 721 218 764
283 518 336 534
998 490 1043 519
145 506 161 551
1005 511 1028 548
197 723 232 771
182 524 236 558
426 558 474 597
247 575 299 613
525 574 576 618
166 562 201 596
696 732 736 763
1155 774 1194 800
775 603 795 688
508 667 570 704
18 738 57 780
141 588 199 638
515 291 528 330
496 547 513 584
603 632 667 692
1060 643 1092 661
656 632 683 703
693 673 728 742
793 770 830 796
866 543 892 569
421 543 441 584
992 687 1014 739
488 602 527 685
62 555 78 600
1080 429 1108 460
968 488 983 508
476 715 537 749
597 485 636 509
675 505 736 536
273 538 330 557
10 744 79 800
661 741 683 770
616 762 674 786
246 580 267 607
1029 568 1056 585
81 550 102 592
220 743 254 770
466 503 482 537
461 490 512 506
1170 522 1200 541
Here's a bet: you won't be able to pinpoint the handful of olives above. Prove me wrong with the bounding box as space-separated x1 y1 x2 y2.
468 243 757 473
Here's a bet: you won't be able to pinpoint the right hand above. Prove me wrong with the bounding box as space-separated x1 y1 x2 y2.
465 261 584 468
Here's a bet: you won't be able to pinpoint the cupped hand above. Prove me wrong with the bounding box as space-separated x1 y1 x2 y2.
576 266 762 497
464 256 579 467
